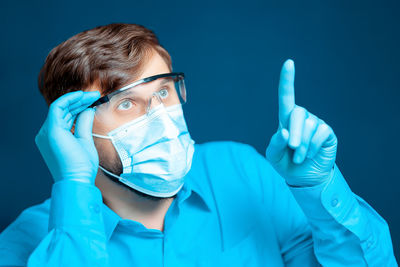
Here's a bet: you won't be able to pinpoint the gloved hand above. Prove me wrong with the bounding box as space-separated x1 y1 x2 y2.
266 60 338 187
35 90 101 184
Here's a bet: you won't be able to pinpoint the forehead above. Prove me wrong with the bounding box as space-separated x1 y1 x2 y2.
138 51 171 80
85 50 171 94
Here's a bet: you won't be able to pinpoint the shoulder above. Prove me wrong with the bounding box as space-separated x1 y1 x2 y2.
0 198 50 266
195 140 258 155
193 141 278 196
193 141 266 170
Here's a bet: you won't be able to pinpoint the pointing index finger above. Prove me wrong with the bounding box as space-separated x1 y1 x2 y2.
278 59 296 129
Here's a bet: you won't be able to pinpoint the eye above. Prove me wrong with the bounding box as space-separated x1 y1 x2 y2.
159 88 169 99
117 100 133 111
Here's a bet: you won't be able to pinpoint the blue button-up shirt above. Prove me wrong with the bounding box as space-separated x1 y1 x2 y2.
0 141 397 266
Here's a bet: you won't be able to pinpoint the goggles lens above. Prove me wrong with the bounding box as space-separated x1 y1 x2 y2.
93 73 186 130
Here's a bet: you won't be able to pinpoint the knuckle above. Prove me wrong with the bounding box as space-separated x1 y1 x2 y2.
281 84 291 91
294 106 307 114
305 117 316 128
319 122 331 133
316 121 327 131
298 141 308 151
299 144 309 153
308 113 318 122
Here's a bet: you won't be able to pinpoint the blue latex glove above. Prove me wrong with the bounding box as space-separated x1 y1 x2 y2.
266 60 338 187
35 91 101 184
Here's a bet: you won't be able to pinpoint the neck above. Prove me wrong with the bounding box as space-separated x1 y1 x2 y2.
95 172 175 232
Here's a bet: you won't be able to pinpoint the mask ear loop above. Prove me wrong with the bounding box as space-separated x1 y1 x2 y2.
92 133 111 139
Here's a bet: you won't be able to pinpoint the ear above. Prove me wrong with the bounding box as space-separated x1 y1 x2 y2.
71 121 76 134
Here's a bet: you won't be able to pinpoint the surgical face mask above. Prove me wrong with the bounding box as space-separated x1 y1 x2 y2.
92 103 195 197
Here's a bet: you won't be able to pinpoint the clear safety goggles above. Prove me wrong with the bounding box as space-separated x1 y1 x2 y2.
90 72 186 129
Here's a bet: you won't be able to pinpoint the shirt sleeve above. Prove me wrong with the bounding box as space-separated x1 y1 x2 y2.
235 142 397 266
27 180 109 267
288 163 398 266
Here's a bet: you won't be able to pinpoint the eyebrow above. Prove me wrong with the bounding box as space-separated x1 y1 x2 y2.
113 88 136 99
112 78 173 100
160 77 173 85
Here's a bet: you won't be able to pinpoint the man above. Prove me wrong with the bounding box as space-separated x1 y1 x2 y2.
0 23 397 266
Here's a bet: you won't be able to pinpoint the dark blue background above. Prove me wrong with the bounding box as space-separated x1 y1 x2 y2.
1 0 399 261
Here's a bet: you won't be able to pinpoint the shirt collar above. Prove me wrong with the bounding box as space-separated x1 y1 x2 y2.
101 175 212 242
182 167 212 212
102 202 120 242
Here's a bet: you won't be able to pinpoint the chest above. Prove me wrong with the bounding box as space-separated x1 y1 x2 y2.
106 210 284 266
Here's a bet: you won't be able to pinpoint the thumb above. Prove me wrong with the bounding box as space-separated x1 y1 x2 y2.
74 108 96 141
266 128 289 163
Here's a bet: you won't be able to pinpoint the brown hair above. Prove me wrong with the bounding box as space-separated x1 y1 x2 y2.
38 23 172 105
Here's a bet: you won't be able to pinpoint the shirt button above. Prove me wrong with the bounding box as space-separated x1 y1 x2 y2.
331 198 339 207
90 203 100 213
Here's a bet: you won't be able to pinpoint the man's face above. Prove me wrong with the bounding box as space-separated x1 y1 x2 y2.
88 51 172 175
